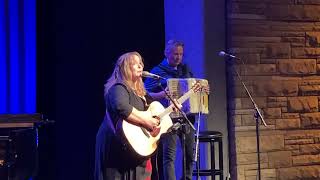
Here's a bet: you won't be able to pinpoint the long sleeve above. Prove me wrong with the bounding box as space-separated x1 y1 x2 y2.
107 84 133 119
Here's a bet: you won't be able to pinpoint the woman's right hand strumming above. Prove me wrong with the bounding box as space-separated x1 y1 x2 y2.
143 116 160 131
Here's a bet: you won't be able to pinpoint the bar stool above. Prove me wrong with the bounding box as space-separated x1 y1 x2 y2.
193 131 223 180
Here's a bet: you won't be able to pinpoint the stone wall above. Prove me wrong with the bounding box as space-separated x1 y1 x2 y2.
227 0 320 179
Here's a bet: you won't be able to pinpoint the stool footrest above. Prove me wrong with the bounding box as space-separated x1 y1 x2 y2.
192 169 223 176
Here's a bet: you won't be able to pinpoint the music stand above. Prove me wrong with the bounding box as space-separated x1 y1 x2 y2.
194 87 206 180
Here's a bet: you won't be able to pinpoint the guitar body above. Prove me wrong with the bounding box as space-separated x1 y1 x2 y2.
120 83 201 157
121 101 173 157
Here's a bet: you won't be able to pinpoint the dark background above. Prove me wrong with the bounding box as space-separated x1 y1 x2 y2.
36 0 165 179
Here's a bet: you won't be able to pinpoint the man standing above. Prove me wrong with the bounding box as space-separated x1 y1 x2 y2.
145 40 195 180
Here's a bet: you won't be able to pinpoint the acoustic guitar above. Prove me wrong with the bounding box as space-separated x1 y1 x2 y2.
120 83 201 157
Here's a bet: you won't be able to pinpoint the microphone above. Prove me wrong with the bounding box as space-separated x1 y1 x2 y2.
218 51 239 59
142 71 166 80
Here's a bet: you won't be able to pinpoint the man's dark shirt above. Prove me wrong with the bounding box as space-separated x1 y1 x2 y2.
144 59 194 123
144 59 193 107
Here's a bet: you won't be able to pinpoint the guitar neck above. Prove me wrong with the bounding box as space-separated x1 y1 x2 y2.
158 89 194 119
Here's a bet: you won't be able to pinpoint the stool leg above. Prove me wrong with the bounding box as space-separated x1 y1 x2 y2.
210 140 215 180
219 139 223 180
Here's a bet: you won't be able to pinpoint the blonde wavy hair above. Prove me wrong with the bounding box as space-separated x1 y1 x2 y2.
104 51 146 97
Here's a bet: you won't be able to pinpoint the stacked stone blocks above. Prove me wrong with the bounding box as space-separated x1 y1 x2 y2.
228 0 320 179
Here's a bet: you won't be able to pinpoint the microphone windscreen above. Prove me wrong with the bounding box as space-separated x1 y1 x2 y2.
218 51 226 57
142 71 149 76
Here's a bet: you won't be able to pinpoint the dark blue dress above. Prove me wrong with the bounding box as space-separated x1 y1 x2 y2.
94 83 152 180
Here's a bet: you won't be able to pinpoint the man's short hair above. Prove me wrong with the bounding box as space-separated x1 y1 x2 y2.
164 39 184 56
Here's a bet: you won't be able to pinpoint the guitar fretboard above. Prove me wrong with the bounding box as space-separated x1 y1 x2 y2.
157 88 194 120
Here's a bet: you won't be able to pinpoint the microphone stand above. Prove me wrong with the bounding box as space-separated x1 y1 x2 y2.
228 57 267 180
157 81 195 180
